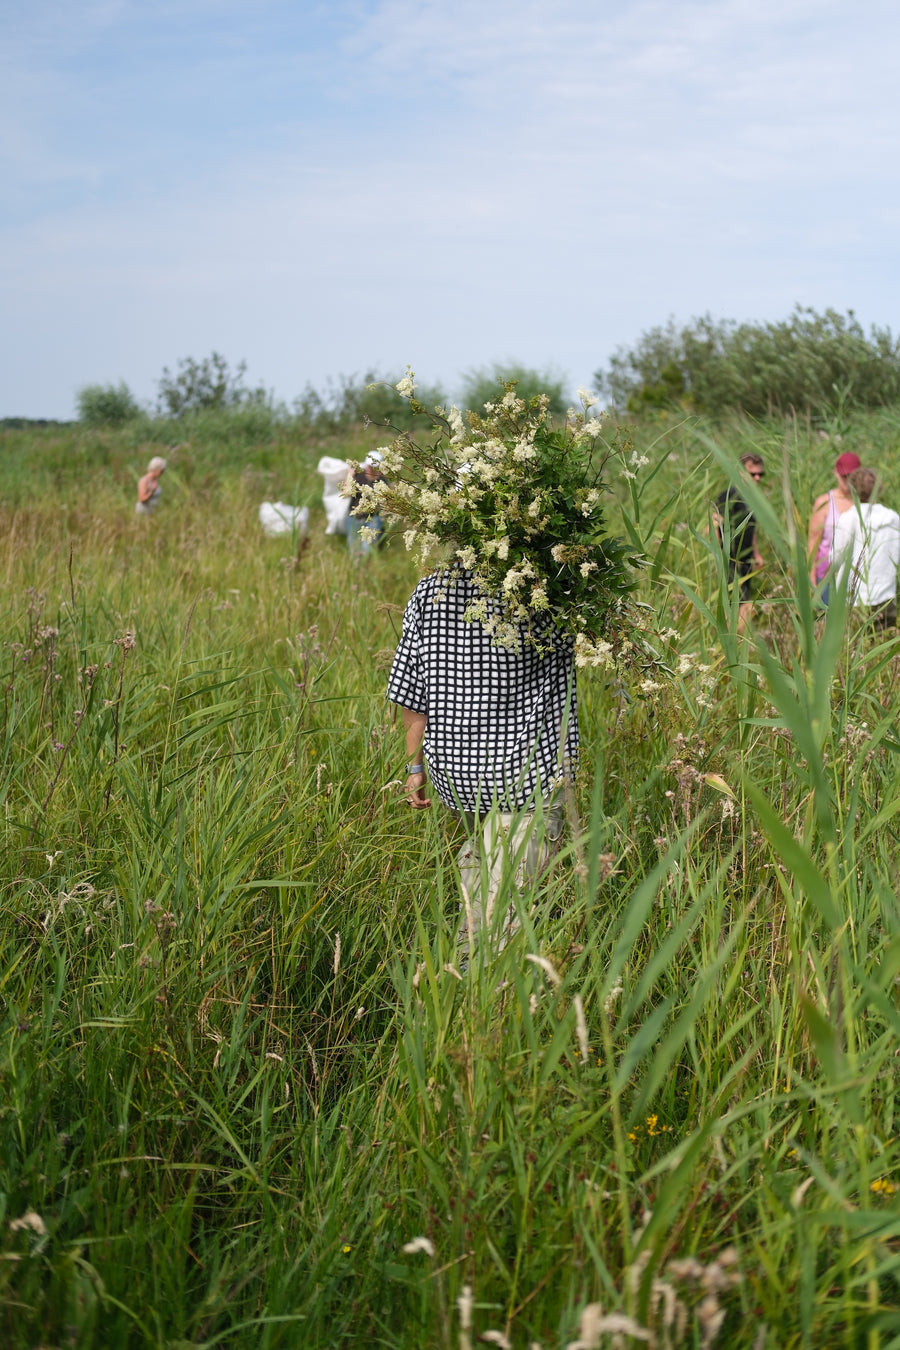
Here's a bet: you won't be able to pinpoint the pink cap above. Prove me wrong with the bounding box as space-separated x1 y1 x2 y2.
835 452 861 476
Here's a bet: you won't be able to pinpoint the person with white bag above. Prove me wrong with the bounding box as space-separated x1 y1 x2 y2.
344 452 386 558
316 456 351 535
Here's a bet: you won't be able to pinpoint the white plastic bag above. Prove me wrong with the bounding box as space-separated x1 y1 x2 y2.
317 456 351 535
258 502 310 537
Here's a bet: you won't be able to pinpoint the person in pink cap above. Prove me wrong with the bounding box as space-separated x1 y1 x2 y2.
807 450 862 597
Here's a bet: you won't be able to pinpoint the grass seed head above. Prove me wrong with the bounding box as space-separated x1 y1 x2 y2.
401 1236 435 1256
10 1211 47 1237
525 953 561 987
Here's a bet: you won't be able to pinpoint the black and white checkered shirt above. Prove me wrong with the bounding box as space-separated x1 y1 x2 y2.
386 571 578 813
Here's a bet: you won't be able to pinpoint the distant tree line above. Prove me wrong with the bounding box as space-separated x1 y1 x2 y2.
75 357 568 431
595 307 900 419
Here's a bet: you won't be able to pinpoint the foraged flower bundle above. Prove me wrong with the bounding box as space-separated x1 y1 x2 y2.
353 370 658 669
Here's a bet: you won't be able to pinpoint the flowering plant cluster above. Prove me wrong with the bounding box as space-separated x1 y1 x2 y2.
353 369 659 670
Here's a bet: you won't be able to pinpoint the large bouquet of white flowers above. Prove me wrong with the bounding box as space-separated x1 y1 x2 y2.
353 370 657 669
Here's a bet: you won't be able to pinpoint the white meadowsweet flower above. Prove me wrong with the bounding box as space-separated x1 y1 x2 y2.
640 679 662 694
581 488 601 517
530 585 549 610
574 633 614 668
447 405 466 443
463 598 488 624
496 536 510 560
380 446 404 473
503 569 524 592
497 623 520 650
403 528 418 551
580 561 598 578
457 546 477 570
417 531 441 561
471 456 501 482
395 366 416 399
513 441 537 461
630 451 650 470
577 387 599 408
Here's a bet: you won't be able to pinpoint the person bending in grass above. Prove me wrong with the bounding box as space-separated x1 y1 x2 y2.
135 456 167 516
387 571 578 950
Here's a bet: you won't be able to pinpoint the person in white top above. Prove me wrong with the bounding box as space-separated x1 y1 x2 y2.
832 467 900 630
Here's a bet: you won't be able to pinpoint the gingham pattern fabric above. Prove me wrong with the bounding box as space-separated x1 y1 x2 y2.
386 571 578 813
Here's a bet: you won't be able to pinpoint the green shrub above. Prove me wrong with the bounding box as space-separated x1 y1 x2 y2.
76 381 141 426
597 307 900 420
157 351 269 417
294 370 447 434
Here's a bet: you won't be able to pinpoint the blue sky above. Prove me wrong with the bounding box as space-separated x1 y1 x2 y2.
3 0 899 418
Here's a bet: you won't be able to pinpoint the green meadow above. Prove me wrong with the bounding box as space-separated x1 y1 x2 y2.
3 404 900 1348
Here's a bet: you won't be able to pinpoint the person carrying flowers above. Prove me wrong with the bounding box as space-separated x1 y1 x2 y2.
357 372 654 951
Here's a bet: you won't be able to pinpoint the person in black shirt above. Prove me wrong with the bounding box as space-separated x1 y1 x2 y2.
713 454 765 633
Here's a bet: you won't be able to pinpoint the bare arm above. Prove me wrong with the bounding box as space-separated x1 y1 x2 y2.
401 706 430 809
807 494 830 583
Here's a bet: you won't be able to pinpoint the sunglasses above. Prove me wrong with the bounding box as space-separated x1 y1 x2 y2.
748 470 765 480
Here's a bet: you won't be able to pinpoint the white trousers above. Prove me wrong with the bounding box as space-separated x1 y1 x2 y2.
456 797 564 947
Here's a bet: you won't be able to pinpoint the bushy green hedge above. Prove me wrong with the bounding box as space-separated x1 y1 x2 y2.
76 381 142 427
596 306 900 421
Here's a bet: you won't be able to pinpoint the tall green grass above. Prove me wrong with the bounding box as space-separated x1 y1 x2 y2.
2 413 900 1347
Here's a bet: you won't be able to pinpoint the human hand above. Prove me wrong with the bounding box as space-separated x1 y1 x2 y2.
405 771 431 809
